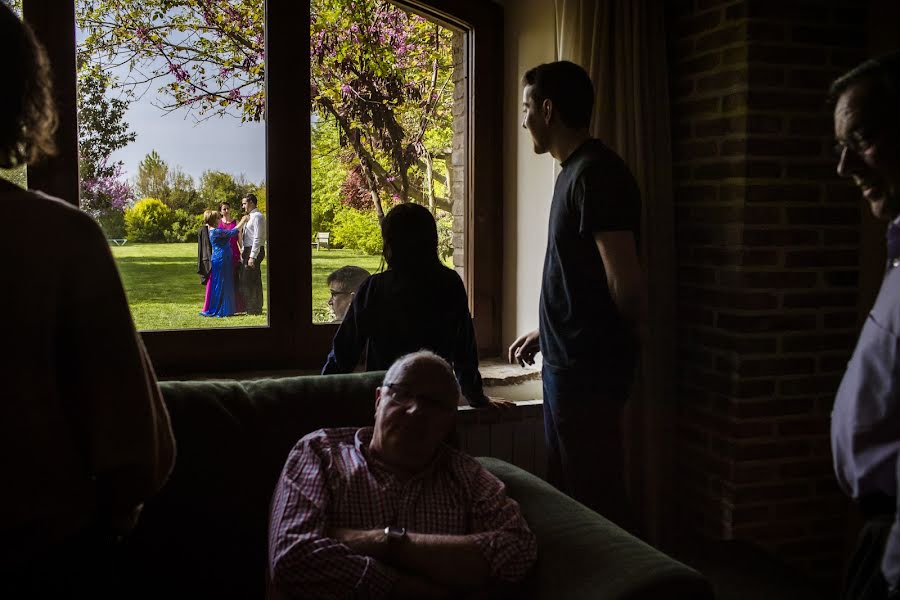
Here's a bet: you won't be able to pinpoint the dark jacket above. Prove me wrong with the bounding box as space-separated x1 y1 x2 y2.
197 225 212 285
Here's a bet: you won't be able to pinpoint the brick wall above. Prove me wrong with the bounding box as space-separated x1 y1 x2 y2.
451 31 466 281
668 0 868 584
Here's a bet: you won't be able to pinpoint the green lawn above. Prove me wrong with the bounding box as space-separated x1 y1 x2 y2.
111 243 383 330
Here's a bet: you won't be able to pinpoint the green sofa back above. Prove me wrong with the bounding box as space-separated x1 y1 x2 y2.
122 371 385 600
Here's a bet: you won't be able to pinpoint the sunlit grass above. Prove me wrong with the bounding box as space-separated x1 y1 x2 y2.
111 243 383 330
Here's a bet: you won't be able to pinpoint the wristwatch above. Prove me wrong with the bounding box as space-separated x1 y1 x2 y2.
384 525 407 545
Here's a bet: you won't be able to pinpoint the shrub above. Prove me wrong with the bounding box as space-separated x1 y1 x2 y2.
125 197 173 242
436 213 454 263
97 209 126 239
331 208 382 255
165 209 204 243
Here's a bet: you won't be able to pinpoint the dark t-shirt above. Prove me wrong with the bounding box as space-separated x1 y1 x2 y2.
322 264 488 406
539 139 641 384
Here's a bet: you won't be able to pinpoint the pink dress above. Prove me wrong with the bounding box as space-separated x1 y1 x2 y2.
202 220 245 313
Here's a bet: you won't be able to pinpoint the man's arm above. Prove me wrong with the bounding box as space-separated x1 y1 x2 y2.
250 212 264 260
268 438 397 599
594 231 646 339
333 461 537 591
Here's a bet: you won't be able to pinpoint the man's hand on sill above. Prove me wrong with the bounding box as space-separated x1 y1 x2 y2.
483 397 516 410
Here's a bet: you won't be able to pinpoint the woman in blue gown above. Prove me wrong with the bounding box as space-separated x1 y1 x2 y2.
200 210 245 318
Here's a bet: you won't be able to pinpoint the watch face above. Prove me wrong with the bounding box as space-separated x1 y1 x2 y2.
386 526 407 539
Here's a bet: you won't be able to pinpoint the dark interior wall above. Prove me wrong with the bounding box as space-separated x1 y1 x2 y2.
667 0 869 586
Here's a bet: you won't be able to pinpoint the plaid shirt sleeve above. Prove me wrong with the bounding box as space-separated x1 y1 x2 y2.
466 462 538 583
268 434 398 599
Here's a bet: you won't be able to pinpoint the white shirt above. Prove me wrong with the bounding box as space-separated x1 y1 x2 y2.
243 208 266 259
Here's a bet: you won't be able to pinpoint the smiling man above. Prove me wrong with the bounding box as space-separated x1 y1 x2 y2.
268 351 536 599
829 50 900 600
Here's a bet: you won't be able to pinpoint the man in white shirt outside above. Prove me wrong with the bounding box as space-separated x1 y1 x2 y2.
240 193 267 315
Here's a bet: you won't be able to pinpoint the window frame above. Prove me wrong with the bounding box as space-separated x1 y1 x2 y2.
30 0 503 377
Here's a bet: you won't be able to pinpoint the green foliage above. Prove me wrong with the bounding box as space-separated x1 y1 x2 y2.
98 209 126 239
164 209 203 243
125 197 174 242
311 117 345 235
199 170 253 209
166 167 202 213
134 151 170 201
332 209 382 255
77 63 136 180
436 213 453 262
0 166 27 189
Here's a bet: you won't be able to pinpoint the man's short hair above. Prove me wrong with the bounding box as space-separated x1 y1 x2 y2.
327 265 370 291
383 350 461 399
828 50 900 108
522 61 594 130
243 193 258 207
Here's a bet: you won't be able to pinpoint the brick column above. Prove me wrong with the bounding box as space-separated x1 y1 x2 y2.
451 31 466 281
668 0 868 583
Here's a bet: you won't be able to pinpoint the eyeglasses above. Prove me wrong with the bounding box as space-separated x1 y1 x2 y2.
382 382 456 412
329 289 351 298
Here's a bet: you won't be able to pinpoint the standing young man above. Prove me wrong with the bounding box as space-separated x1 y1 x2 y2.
240 193 267 315
509 61 645 526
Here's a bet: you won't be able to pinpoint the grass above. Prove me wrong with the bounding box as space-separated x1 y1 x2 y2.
111 243 384 330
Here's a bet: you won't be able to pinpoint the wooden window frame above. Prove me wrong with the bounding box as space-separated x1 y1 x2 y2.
29 0 502 377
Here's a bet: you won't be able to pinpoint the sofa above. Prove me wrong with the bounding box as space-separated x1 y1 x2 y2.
120 371 713 599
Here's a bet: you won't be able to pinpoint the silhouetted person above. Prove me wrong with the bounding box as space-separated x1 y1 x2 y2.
0 5 175 596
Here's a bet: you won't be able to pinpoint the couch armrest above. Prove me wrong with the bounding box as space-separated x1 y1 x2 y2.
477 457 714 600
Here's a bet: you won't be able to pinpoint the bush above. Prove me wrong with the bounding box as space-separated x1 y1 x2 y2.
331 208 382 255
436 214 454 263
125 197 173 242
97 209 126 239
165 209 204 243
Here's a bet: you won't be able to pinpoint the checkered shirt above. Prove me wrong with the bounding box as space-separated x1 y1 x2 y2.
268 427 537 599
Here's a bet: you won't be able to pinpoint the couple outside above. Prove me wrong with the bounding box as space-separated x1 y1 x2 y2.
198 194 266 318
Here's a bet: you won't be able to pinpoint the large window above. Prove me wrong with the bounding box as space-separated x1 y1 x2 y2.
30 0 502 376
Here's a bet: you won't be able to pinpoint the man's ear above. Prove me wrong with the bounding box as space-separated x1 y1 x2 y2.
542 98 553 124
375 386 383 414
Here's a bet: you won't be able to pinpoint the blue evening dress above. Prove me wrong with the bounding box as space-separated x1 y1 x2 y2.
199 226 241 317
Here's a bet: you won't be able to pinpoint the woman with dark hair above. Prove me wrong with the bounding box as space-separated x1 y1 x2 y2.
322 202 496 407
1 5 175 595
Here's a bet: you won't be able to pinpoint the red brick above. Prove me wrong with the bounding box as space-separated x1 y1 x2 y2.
742 228 819 246
749 45 828 67
778 376 843 397
678 265 719 284
824 229 859 244
745 1 829 22
775 498 844 520
824 310 858 328
690 247 780 267
696 23 748 53
779 458 833 478
784 249 858 268
675 10 724 38
717 312 817 333
722 91 747 112
792 25 864 47
734 439 811 460
673 97 721 117
789 115 832 136
744 138 823 157
826 185 863 204
675 140 720 160
819 354 851 372
746 160 784 178
746 184 821 203
674 184 719 203
698 69 750 93
739 482 811 503
788 68 841 90
734 398 815 419
784 162 839 179
823 270 859 288
694 329 778 353
739 357 817 377
722 45 749 66
718 269 817 289
830 48 867 68
786 206 858 225
747 89 827 111
744 206 784 224
746 114 784 134
780 331 856 352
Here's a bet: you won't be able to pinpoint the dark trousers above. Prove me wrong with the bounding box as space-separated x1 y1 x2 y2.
241 246 265 315
843 496 895 600
541 365 630 528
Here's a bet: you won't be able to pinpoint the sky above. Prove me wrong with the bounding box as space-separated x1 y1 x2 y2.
108 96 267 185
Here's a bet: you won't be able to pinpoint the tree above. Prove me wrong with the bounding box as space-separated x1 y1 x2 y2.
198 170 254 209
166 166 201 213
77 62 136 180
134 150 170 200
77 0 456 220
77 0 265 122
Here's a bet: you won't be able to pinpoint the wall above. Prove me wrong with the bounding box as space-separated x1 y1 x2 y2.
498 0 557 347
668 0 868 585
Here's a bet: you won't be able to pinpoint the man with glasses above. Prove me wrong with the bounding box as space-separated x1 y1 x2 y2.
327 265 370 323
268 351 536 599
829 51 900 600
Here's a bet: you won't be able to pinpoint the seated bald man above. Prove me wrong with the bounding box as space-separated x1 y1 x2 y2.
268 351 537 599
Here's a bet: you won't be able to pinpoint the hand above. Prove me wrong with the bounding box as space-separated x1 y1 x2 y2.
248 257 256 268
508 329 539 366
483 397 516 410
328 527 385 559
